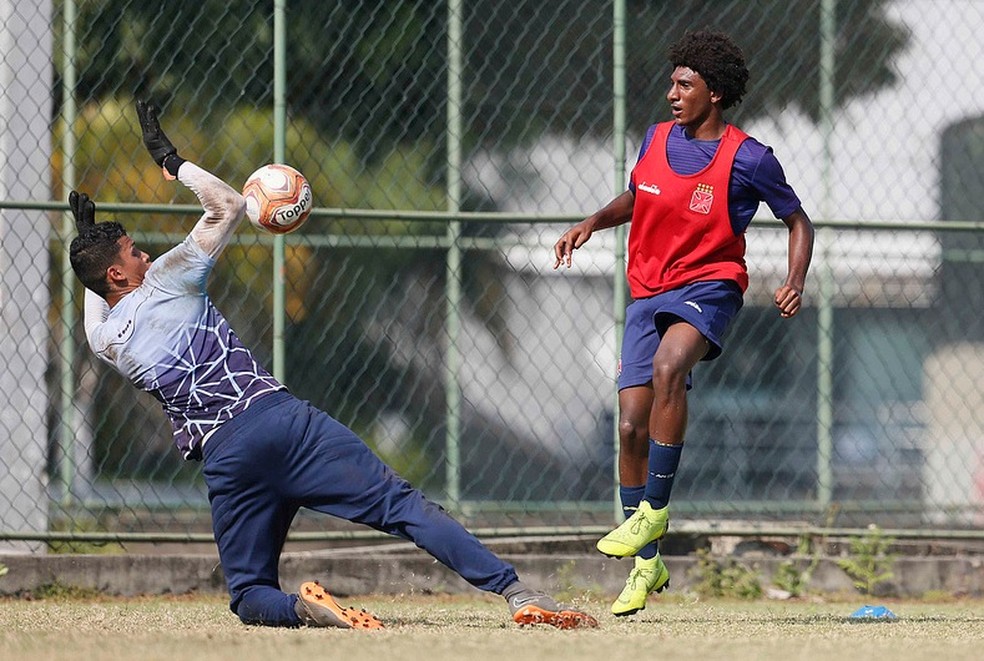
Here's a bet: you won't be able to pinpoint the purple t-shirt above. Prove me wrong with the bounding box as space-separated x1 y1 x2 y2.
630 123 802 234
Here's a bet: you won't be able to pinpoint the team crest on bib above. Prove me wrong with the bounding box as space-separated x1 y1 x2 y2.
689 183 714 214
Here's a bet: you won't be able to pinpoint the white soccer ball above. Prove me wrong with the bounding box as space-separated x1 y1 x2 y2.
242 163 313 234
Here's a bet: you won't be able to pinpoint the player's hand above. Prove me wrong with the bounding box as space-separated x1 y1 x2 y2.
774 284 803 318
136 100 179 170
68 190 96 231
553 221 594 269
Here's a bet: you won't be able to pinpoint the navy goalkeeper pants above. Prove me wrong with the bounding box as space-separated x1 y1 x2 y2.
201 390 519 626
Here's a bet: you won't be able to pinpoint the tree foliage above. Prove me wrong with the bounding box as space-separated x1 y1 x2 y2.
637 1 909 126
51 99 450 482
57 1 908 159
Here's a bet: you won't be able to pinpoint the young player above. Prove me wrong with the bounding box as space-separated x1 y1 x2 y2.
68 100 597 630
553 30 815 616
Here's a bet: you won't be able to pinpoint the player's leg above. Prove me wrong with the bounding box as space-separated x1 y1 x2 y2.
599 281 742 559
211 494 299 626
644 320 709 504
616 385 662 559
599 296 672 558
613 295 665 549
617 385 652 488
202 413 301 627
280 399 517 592
282 398 595 628
202 392 382 629
598 321 707 558
645 281 743 511
599 297 672 613
609 385 672 615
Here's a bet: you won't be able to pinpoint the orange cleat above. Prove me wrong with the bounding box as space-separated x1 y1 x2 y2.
295 581 384 630
509 592 599 629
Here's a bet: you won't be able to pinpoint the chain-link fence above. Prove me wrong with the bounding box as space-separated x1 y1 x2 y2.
2 0 983 546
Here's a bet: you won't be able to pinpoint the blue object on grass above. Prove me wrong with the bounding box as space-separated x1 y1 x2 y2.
849 605 898 620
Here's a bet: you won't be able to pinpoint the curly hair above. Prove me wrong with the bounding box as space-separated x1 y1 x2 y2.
668 30 749 109
69 222 127 295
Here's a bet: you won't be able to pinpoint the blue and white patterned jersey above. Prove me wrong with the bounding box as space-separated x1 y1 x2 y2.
83 163 285 459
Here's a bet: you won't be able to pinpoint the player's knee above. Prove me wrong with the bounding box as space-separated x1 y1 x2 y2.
618 417 648 447
651 359 688 393
618 418 649 459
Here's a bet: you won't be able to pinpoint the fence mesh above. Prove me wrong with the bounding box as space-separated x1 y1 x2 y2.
1 0 984 544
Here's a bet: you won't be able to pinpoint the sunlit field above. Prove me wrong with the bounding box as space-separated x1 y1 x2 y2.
2 592 982 661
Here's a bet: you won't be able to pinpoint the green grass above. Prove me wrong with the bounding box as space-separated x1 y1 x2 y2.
1 593 982 661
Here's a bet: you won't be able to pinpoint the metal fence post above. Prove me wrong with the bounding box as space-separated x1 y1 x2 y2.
272 0 287 381
611 0 627 523
444 0 464 509
58 0 78 505
815 0 837 510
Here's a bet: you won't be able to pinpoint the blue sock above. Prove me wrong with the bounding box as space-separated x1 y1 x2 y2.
643 439 683 510
619 484 657 559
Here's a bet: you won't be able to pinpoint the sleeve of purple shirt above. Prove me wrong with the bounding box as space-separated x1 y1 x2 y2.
731 138 802 231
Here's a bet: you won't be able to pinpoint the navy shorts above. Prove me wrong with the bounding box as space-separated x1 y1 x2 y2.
618 280 743 391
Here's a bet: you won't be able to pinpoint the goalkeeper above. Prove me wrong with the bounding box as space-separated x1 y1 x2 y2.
68 101 597 631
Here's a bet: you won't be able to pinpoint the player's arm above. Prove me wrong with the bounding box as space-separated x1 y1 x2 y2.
553 190 635 269
744 144 815 318
82 289 110 347
136 101 245 259
179 163 247 259
68 190 112 343
775 206 815 318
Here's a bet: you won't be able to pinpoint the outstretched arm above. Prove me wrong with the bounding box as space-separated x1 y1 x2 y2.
553 190 635 269
136 101 245 259
179 163 247 259
774 206 815 318
68 190 112 342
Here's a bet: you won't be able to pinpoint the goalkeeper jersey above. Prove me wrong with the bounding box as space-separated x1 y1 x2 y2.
83 165 285 460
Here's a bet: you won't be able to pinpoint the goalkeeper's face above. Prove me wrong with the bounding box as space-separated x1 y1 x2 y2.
108 235 152 292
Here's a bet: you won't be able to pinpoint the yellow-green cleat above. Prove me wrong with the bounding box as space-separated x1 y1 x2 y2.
596 500 669 558
611 553 670 616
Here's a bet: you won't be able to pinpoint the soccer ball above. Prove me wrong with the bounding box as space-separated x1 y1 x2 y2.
242 164 313 234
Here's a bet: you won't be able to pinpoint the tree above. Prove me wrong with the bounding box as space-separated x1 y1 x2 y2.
56 1 908 159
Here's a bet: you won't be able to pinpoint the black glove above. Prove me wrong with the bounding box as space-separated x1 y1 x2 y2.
68 190 96 231
136 100 185 177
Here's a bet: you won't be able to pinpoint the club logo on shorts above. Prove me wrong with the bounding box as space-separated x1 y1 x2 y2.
689 183 714 214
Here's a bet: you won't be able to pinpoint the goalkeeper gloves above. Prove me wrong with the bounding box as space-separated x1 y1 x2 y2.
136 100 185 179
68 190 96 231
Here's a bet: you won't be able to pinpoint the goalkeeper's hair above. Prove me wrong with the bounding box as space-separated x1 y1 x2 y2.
69 222 127 296
668 29 749 110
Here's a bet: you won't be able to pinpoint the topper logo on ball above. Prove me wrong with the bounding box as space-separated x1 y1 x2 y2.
274 184 312 225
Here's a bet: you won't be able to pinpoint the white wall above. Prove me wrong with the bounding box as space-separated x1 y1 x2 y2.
0 0 53 552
